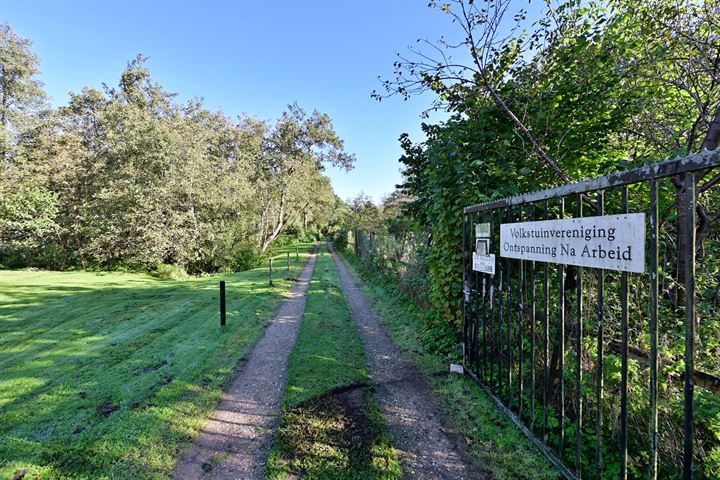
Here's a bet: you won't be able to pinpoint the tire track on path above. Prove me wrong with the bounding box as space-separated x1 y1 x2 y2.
173 246 319 480
329 243 485 480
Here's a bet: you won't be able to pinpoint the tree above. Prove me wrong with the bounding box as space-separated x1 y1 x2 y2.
258 103 354 251
0 23 47 163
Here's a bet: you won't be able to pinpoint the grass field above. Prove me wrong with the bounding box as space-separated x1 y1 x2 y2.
267 244 401 480
0 244 315 480
338 249 560 480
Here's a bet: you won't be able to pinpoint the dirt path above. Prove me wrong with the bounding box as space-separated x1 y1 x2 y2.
329 243 485 480
173 246 318 480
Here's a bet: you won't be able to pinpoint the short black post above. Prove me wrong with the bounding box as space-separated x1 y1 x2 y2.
219 281 226 327
296 247 299 262
287 252 290 270
269 258 273 286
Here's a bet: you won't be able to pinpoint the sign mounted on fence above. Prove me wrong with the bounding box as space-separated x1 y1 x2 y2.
472 252 496 274
499 213 646 273
475 223 491 238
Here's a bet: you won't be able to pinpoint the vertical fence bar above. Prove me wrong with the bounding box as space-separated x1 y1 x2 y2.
498 207 505 397
482 211 488 382
530 202 537 428
596 190 605 478
649 179 659 480
269 258 273 286
620 186 629 480
506 206 513 408
287 252 290 270
470 213 480 376
682 173 696 480
463 213 469 369
490 224 497 388
576 194 583 478
519 204 525 417
559 197 566 455
543 199 550 442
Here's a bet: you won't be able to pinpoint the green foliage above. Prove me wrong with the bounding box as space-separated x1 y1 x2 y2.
0 178 58 252
0 22 47 160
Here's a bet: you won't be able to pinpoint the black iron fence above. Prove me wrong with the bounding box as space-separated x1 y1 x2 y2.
462 150 720 479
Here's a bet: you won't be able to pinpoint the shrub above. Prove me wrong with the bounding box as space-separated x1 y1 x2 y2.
151 263 189 281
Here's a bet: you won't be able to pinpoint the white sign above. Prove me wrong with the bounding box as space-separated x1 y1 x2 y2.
475 223 491 238
473 252 496 274
499 214 646 273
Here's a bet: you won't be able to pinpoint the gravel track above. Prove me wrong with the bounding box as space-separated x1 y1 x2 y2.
173 246 318 480
329 243 485 480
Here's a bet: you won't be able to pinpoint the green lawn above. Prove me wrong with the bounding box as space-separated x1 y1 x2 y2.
338 248 561 480
0 244 315 480
267 244 401 480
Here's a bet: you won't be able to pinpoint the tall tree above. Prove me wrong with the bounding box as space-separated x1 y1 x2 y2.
258 103 354 251
0 23 47 162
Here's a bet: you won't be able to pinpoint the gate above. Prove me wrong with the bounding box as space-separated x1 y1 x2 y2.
461 150 720 479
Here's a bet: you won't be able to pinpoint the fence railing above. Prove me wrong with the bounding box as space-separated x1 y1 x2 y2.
462 150 720 479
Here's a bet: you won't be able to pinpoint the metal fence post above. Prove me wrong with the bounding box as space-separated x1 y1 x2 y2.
220 280 226 327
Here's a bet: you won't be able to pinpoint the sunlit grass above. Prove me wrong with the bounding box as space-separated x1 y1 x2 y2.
0 243 314 480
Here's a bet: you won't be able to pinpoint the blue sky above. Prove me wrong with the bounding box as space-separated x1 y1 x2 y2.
1 0 464 204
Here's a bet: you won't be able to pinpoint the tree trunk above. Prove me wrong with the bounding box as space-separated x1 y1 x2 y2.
261 194 285 252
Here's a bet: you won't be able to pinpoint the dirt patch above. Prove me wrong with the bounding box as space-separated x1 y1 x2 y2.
275 384 396 477
11 468 27 480
97 400 119 417
142 360 168 373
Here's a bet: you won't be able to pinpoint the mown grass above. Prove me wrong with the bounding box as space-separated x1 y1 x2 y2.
338 248 561 480
267 244 402 480
0 243 315 480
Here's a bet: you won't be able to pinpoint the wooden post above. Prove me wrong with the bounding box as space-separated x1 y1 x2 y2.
220 281 226 327
287 252 290 270
296 247 299 262
269 258 273 286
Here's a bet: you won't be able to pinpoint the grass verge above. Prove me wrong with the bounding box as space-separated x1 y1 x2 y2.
0 243 314 480
266 244 401 480
337 248 561 480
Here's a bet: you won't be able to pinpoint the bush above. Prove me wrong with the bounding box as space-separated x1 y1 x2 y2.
228 242 266 272
151 263 189 281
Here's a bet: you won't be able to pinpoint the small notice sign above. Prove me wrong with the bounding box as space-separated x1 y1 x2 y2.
473 252 496 275
475 223 491 238
499 214 646 273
